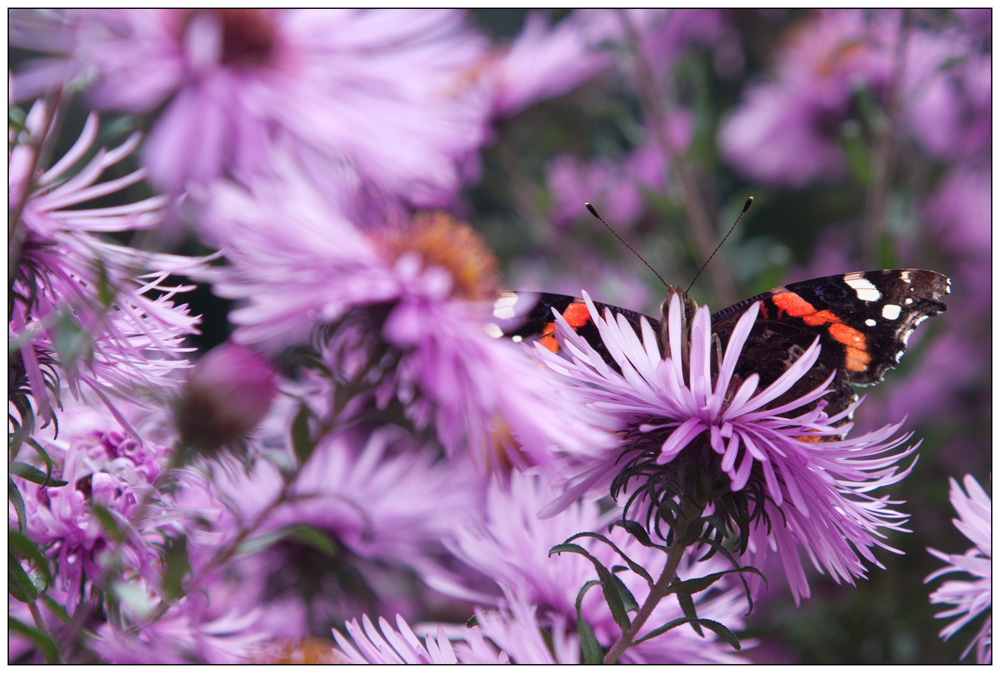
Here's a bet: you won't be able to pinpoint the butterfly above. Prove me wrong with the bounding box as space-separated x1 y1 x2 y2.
494 269 950 421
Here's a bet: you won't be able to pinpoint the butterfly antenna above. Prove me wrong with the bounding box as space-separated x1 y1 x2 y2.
586 203 670 291
686 196 753 294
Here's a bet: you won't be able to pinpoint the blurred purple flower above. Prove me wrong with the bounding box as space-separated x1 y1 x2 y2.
9 101 203 428
205 427 481 637
433 471 749 663
89 591 270 664
485 11 613 120
175 342 278 454
535 292 920 604
718 9 895 186
10 9 490 207
202 160 614 475
925 474 992 664
904 39 990 163
546 111 692 228
639 9 744 79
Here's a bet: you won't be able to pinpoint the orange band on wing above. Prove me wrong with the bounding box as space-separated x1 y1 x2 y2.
561 302 592 328
771 293 870 372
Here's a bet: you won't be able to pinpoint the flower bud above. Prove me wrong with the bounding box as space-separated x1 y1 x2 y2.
176 343 278 454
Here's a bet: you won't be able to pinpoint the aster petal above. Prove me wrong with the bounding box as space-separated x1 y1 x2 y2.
716 298 760 395
688 305 712 402
655 416 705 464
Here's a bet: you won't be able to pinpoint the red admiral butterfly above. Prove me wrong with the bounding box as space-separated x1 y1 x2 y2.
494 269 950 421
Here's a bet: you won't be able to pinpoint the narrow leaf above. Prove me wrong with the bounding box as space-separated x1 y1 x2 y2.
676 592 703 636
551 541 630 632
575 580 604 665
9 478 27 533
290 403 315 464
9 552 39 603
694 619 741 650
8 617 60 664
9 462 68 488
567 531 655 586
9 530 52 588
162 535 191 600
90 504 123 542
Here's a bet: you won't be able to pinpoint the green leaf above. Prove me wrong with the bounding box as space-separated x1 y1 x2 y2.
237 524 337 557
9 478 27 533
839 122 871 186
566 531 655 586
8 616 60 664
633 616 692 644
550 542 630 632
24 438 60 486
9 530 52 589
664 566 766 598
290 403 315 464
162 535 191 600
90 504 124 542
676 592 703 636
612 519 668 552
694 619 741 650
283 524 337 557
633 616 740 650
9 461 68 488
609 572 640 613
9 552 39 603
574 580 604 665
94 259 115 308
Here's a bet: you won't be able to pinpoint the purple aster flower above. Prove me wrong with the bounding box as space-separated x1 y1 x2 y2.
534 291 920 605
9 402 172 615
332 600 576 664
334 614 479 665
925 474 992 664
431 471 749 664
202 160 614 475
10 9 490 207
9 101 203 430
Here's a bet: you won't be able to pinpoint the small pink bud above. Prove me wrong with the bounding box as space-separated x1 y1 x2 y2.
176 343 278 453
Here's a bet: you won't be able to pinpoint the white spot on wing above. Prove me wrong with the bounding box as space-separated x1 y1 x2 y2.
865 318 877 327
901 271 912 283
484 323 503 338
882 304 901 320
512 335 523 343
493 292 519 320
904 297 914 304
844 273 882 302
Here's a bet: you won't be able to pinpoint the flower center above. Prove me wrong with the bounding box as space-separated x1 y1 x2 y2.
181 9 278 69
379 212 500 302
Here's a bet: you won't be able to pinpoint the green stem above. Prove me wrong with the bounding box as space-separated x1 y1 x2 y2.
616 10 736 307
26 599 62 664
862 9 909 265
603 498 701 664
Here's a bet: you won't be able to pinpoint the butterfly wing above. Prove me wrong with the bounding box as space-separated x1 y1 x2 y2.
709 269 950 419
493 291 661 370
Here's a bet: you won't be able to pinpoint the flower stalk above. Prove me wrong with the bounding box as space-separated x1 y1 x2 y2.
603 496 702 664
